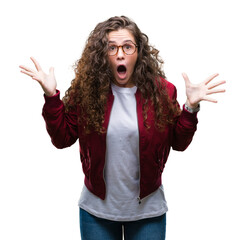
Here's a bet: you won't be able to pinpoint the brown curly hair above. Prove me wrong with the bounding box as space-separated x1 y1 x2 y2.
63 16 180 133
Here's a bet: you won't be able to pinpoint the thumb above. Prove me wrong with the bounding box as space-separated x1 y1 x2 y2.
182 72 190 85
49 67 54 76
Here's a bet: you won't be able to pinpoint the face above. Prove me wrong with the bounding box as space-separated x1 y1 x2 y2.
107 29 138 88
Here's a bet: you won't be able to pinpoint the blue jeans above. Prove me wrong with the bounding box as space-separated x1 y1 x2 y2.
79 208 166 240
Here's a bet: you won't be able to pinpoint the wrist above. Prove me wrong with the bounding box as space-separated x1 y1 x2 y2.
185 100 199 109
44 90 57 97
184 102 200 113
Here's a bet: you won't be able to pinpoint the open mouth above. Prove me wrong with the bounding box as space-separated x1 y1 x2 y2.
117 65 127 75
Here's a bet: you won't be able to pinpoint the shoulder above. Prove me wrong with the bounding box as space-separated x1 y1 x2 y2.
159 76 177 97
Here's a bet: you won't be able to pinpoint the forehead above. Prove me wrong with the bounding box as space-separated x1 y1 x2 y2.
107 28 135 43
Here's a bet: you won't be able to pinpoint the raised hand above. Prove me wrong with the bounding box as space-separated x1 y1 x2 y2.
19 57 57 96
182 73 226 109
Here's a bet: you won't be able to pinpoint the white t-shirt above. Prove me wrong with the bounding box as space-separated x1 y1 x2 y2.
78 83 168 221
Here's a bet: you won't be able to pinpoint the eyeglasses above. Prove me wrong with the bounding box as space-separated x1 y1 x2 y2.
108 41 138 56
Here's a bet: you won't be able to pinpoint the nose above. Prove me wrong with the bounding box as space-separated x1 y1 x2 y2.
117 46 125 59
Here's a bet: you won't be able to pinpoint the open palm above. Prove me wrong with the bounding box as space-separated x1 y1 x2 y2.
182 73 226 108
19 57 57 96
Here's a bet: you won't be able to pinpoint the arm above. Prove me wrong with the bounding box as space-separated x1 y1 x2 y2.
171 73 226 151
171 87 198 151
20 57 78 148
42 91 78 149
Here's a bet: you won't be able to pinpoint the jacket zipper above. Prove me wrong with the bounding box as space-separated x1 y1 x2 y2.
137 152 141 204
137 150 141 204
135 92 142 205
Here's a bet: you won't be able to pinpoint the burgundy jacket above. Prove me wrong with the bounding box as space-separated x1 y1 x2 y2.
42 79 198 201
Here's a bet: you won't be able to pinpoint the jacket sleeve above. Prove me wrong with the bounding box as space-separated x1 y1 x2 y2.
42 90 79 149
170 86 198 151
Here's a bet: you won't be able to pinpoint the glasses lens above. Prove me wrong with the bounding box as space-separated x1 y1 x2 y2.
108 45 117 56
123 43 135 55
108 42 137 56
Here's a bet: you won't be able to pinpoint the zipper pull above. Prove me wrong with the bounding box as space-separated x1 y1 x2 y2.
137 197 142 204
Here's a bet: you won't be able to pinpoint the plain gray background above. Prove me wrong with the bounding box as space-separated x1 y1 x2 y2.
1 0 244 239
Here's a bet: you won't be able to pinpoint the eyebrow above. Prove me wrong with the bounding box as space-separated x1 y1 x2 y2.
108 40 134 44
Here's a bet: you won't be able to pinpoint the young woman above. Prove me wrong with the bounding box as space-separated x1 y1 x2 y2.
20 16 225 240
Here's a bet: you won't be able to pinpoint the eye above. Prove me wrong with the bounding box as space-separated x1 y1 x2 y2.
108 45 117 51
124 44 132 50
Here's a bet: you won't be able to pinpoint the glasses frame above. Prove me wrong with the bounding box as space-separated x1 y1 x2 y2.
108 41 138 56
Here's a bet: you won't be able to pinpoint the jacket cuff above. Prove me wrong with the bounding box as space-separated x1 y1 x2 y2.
43 90 63 110
181 104 198 121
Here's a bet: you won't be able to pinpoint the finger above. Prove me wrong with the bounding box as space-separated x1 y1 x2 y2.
207 88 226 95
182 72 190 85
19 65 36 73
202 96 218 103
208 80 226 90
20 69 35 78
30 56 42 71
204 73 219 85
32 76 42 82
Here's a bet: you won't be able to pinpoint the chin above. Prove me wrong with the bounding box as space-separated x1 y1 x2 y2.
115 81 128 87
114 78 133 87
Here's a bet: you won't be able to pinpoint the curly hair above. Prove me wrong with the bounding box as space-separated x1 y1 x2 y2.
62 16 181 134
